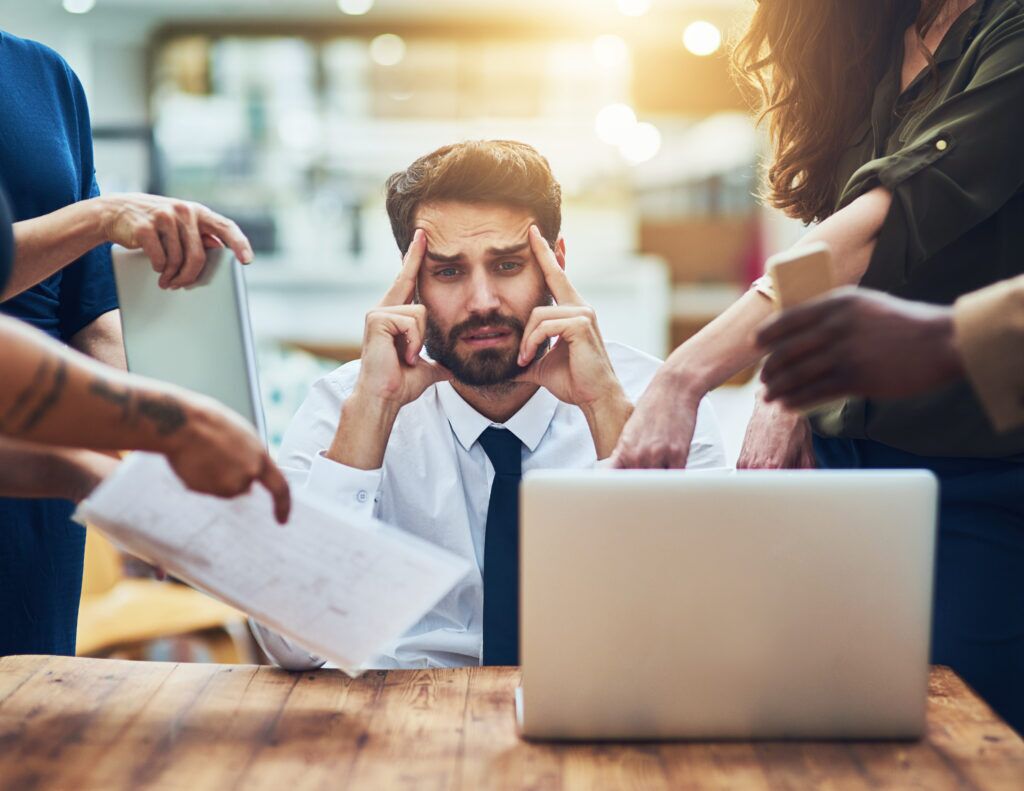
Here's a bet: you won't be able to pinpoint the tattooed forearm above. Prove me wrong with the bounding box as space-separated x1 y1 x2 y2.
88 377 132 414
0 357 54 433
20 359 68 433
0 358 69 436
88 377 187 437
137 395 187 436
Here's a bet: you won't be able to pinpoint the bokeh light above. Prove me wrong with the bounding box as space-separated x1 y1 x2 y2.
683 21 723 57
337 0 374 15
370 34 407 67
63 0 96 13
592 34 629 69
595 103 638 146
619 122 662 164
616 0 652 18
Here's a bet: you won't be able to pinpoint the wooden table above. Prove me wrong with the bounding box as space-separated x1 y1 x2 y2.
1 656 1021 790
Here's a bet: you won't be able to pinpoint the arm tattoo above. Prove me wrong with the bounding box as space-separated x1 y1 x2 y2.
89 378 187 436
0 357 69 436
137 395 187 436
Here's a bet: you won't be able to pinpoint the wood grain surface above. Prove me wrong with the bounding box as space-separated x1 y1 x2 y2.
0 656 1021 790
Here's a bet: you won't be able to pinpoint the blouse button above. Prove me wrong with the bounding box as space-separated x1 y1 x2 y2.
935 139 949 152
356 490 368 504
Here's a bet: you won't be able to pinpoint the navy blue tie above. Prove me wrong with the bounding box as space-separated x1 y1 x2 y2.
478 427 523 666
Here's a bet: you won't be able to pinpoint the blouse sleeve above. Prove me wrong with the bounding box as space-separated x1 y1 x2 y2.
836 14 1024 286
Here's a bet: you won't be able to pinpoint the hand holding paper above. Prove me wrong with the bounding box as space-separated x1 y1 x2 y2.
74 453 471 675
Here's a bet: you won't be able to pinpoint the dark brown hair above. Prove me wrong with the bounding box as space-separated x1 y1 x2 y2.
732 0 948 224
385 140 562 253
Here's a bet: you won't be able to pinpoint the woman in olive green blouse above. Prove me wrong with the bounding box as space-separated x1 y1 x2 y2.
613 0 1024 732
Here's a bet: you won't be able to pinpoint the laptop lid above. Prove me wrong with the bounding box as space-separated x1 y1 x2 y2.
111 246 267 445
518 469 938 741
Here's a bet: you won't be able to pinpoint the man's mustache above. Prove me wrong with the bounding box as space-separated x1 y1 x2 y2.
448 312 524 343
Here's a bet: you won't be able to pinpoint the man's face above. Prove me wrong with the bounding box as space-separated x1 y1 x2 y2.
414 200 560 388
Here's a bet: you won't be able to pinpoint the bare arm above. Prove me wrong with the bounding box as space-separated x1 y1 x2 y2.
69 309 127 371
0 315 291 521
0 439 118 502
669 187 893 396
613 186 893 469
327 231 449 471
0 313 192 451
3 194 255 302
4 199 110 300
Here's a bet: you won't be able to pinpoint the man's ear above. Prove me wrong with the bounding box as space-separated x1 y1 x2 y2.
555 237 567 271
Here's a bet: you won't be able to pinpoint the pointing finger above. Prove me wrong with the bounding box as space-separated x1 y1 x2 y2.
259 458 292 525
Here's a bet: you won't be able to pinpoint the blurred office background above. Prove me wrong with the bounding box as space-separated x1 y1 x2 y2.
1 0 804 660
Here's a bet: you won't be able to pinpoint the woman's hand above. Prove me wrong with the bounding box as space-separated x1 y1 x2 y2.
736 390 816 469
97 193 254 289
611 367 704 469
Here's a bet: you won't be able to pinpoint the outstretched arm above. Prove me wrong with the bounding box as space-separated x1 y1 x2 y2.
612 186 892 469
0 439 118 502
4 193 254 301
0 315 290 522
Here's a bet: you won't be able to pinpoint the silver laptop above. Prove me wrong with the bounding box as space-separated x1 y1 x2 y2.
517 469 938 741
111 246 267 443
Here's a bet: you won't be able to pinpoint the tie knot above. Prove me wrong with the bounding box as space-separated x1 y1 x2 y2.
478 427 522 477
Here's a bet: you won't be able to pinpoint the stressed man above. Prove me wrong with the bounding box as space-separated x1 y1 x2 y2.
256 141 724 670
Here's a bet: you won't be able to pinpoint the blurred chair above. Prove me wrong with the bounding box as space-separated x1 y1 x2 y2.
77 528 255 663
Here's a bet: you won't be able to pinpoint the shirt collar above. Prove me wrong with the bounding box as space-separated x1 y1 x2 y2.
893 0 990 100
932 0 989 67
436 381 559 454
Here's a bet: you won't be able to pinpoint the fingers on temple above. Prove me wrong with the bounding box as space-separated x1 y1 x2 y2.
528 225 580 305
381 229 427 306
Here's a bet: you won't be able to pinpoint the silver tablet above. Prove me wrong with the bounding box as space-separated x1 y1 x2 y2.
111 246 267 445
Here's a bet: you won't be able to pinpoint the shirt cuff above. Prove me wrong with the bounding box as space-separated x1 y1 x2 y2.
249 618 326 672
839 133 954 209
305 452 383 519
953 281 1024 433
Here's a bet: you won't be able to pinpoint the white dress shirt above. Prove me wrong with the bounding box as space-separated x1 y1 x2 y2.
254 341 726 670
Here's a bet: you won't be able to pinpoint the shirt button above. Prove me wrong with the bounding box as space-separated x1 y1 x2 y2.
935 139 948 152
356 490 368 504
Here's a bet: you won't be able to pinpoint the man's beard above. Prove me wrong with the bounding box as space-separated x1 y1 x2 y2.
424 296 551 389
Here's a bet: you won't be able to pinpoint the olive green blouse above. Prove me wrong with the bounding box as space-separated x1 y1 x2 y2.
810 0 1024 459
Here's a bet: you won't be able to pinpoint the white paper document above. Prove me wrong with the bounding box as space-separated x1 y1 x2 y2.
74 453 471 676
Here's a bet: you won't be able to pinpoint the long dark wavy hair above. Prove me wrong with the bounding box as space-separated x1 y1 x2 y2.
732 0 950 223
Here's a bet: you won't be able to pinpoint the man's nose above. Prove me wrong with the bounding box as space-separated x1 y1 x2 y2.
465 270 501 313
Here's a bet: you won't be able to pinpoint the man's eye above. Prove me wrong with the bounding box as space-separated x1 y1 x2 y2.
436 268 460 278
497 261 523 272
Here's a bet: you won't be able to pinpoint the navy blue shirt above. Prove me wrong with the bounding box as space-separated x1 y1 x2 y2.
0 185 11 292
0 30 119 657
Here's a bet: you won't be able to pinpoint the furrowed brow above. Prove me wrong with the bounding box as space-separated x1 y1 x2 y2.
486 242 530 257
425 251 465 264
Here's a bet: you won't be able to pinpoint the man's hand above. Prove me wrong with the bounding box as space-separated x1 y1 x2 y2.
736 390 816 469
757 287 964 409
515 226 631 457
328 229 451 470
98 193 255 289
163 393 291 524
354 228 452 408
